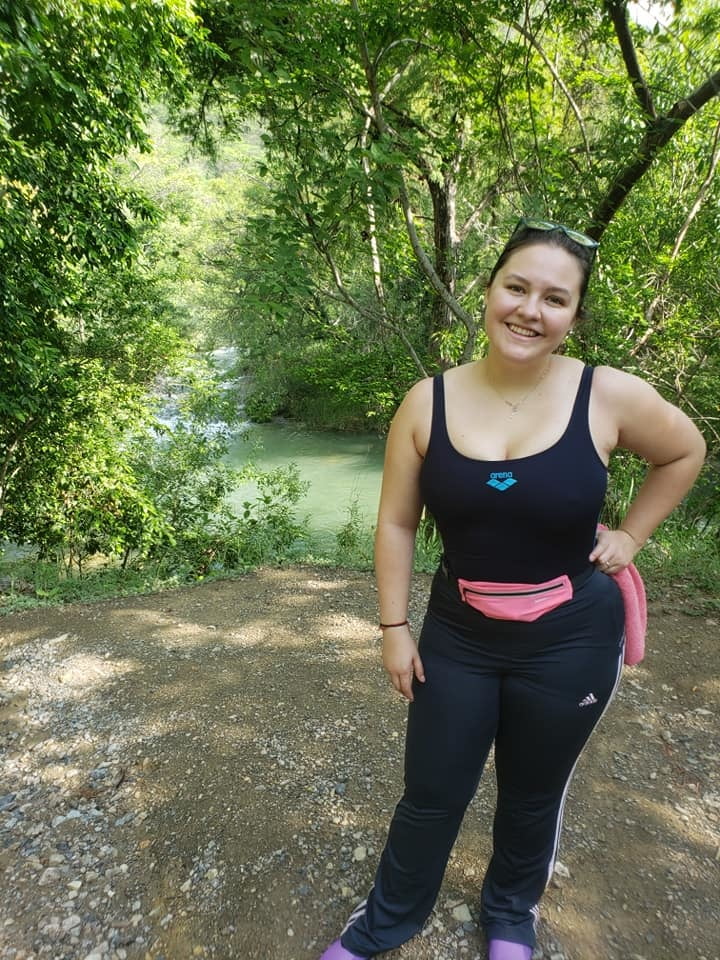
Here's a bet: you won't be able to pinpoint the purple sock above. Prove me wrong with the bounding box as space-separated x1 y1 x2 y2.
317 939 368 960
488 939 532 960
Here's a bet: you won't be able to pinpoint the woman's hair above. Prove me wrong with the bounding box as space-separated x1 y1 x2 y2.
488 221 597 321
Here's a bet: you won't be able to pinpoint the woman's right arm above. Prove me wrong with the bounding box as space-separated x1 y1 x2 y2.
374 379 432 701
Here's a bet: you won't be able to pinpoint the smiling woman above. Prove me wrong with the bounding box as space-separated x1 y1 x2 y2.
317 218 706 960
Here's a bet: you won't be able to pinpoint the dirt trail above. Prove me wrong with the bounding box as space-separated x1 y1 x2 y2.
0 567 718 960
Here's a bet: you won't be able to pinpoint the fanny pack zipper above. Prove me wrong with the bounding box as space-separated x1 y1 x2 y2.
463 582 564 598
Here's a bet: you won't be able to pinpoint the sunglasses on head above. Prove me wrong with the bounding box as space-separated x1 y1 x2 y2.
512 217 599 254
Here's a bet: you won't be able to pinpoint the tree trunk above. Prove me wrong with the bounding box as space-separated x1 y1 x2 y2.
428 174 460 369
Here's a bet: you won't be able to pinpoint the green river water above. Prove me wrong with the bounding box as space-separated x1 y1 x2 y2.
225 421 386 548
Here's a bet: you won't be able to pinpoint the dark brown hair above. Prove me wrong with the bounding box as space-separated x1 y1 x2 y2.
488 223 596 321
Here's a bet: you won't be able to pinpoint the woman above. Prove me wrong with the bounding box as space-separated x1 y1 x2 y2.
319 218 706 960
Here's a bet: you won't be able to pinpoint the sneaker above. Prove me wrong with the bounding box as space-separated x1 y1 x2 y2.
488 939 532 960
318 939 369 960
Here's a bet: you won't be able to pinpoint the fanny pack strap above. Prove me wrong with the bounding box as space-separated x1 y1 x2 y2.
440 557 595 592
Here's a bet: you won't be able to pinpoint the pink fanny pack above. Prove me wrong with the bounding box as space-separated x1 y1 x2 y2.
456 574 573 622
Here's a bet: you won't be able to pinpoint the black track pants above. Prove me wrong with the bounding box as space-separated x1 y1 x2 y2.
342 566 625 956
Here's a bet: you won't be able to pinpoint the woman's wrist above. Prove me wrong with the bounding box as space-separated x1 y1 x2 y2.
379 619 409 630
618 526 643 548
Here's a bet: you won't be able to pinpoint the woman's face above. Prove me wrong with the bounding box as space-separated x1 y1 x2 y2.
484 243 583 361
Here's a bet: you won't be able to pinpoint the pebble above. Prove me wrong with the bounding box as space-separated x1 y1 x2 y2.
451 903 472 923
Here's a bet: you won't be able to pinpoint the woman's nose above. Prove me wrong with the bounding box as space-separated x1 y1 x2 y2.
517 296 541 319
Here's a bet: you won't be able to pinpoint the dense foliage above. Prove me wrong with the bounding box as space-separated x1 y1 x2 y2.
0 0 197 537
1 0 718 600
0 2 311 579
188 0 719 471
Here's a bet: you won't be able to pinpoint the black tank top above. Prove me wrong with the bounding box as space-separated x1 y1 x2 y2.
419 365 607 581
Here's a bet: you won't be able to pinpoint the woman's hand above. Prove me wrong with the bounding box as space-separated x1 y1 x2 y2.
589 527 638 575
382 626 426 702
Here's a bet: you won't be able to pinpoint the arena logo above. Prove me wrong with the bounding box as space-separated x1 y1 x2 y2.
486 471 517 492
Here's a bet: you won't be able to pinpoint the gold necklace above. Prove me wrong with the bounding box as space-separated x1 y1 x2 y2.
485 359 552 416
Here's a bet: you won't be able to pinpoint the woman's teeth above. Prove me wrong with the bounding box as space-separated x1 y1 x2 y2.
508 323 538 338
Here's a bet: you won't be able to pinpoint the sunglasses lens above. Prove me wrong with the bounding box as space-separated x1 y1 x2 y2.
564 228 598 249
518 217 598 250
523 218 555 231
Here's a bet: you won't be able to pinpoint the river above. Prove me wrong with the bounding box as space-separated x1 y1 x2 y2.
225 421 386 548
198 348 385 547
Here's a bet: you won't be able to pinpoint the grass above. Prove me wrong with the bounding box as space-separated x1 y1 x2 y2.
636 520 720 613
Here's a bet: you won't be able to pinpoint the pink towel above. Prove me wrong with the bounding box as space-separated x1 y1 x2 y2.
596 523 647 665
611 563 647 666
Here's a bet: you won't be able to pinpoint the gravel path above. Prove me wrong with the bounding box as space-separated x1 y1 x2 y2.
1 567 718 960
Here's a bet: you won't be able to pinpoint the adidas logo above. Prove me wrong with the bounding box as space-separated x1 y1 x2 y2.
487 471 517 492
578 692 598 707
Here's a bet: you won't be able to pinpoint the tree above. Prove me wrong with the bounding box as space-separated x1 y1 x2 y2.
0 0 202 532
185 0 720 448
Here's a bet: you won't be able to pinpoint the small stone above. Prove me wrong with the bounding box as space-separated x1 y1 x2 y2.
181 879 192 893
553 861 571 879
287 928 294 937
62 914 82 933
451 903 472 923
39 867 62 885
352 846 367 862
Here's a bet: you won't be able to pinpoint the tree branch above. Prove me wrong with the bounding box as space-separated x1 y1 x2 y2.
603 0 657 120
511 21 594 170
351 0 476 337
303 175 427 376
320 288 428 377
630 118 720 356
590 69 720 238
360 115 387 313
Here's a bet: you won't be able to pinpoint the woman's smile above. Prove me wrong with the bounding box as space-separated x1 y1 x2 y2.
506 322 539 338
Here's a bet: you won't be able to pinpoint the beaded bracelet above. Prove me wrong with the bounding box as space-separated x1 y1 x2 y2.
379 619 409 630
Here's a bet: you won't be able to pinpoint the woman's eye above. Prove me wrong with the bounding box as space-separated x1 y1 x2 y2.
547 296 565 306
507 284 523 293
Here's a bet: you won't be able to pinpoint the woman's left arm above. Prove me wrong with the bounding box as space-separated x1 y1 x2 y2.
590 367 706 570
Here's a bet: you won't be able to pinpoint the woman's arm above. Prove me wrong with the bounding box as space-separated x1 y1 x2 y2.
590 367 706 571
374 379 431 701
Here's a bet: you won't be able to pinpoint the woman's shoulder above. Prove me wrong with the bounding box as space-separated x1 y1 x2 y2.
591 364 656 403
390 375 434 432
401 374 435 410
